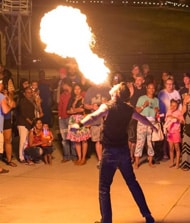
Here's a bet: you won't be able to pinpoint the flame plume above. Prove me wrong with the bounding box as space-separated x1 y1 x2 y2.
40 6 110 84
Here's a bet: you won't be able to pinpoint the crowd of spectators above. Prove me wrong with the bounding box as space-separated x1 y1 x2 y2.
0 62 190 173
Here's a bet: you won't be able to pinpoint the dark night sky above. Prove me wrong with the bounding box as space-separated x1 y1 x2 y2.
31 1 104 68
30 1 68 67
30 1 190 74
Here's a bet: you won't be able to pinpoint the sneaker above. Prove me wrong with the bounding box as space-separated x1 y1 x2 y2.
96 160 101 169
145 215 155 223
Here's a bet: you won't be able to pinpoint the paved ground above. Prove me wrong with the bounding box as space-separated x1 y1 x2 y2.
0 137 190 223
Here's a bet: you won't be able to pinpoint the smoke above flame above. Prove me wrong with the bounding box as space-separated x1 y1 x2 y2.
40 6 110 84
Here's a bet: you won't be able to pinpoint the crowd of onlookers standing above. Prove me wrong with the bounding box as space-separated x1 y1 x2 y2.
0 62 190 174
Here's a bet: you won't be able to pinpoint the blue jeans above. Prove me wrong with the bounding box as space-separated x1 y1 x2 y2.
59 118 77 160
24 147 43 161
99 145 151 223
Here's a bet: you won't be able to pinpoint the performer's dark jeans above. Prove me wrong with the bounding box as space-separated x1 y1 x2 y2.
99 145 151 223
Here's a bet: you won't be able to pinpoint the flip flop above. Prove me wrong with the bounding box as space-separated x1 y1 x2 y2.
0 168 9 174
182 167 189 171
25 161 35 165
7 161 17 167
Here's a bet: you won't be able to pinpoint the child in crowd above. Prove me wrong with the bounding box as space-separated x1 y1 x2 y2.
164 99 184 168
31 80 43 118
41 123 54 165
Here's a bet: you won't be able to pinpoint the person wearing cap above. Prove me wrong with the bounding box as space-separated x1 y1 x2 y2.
71 82 156 223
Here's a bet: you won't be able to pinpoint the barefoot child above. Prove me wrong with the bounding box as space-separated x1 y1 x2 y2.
42 123 54 165
164 99 184 168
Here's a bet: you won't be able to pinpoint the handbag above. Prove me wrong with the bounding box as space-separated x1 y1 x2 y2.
152 122 164 142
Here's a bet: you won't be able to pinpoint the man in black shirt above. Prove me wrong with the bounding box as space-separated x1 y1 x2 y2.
17 87 36 163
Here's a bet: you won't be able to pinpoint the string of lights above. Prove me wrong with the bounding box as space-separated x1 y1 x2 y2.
63 0 190 8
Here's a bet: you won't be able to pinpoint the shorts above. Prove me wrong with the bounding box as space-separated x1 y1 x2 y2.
42 146 53 155
90 125 103 142
128 119 137 143
3 119 12 130
167 132 181 143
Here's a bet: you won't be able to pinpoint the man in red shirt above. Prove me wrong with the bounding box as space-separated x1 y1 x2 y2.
58 78 77 162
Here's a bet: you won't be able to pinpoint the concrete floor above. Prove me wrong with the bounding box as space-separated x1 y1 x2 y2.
0 138 190 223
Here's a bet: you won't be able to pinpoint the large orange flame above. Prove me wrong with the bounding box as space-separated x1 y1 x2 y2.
40 6 110 84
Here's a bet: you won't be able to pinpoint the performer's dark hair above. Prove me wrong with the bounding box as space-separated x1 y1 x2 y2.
117 82 130 103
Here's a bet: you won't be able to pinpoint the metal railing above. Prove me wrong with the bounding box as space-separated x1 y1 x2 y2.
0 0 32 15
